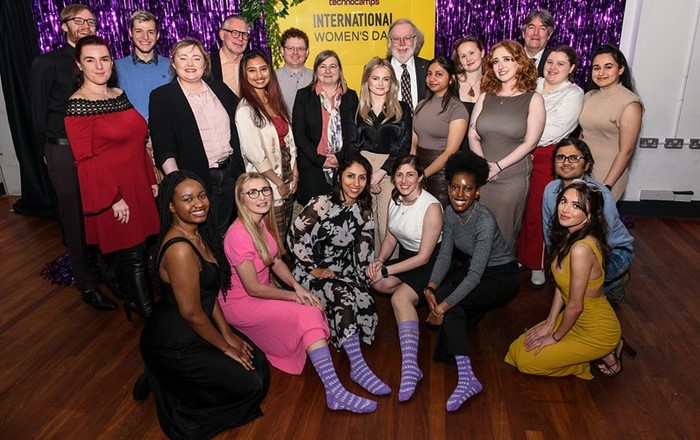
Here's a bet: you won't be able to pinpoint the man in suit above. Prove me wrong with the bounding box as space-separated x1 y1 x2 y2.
210 14 249 97
387 18 429 110
522 9 554 77
29 3 117 311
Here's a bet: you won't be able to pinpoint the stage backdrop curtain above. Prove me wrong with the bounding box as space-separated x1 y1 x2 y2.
0 0 56 218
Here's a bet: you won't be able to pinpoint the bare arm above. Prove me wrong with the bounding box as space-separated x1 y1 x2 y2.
467 93 486 157
604 102 643 188
410 130 418 155
385 203 442 275
488 93 546 179
235 259 296 301
424 118 468 178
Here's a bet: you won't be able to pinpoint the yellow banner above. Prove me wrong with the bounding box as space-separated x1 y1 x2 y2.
278 0 435 90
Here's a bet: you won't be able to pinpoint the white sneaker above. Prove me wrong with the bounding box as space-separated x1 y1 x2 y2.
530 270 546 288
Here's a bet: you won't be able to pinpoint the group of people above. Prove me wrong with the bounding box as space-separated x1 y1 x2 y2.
29 4 642 438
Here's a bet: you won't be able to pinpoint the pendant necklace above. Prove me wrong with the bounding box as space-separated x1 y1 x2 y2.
458 205 477 225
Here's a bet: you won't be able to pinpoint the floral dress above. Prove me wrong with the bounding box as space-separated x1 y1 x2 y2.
287 194 376 347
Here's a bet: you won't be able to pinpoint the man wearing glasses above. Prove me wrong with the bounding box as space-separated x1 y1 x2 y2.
386 18 429 110
542 138 634 304
115 10 172 120
276 28 313 113
211 14 250 97
29 4 117 311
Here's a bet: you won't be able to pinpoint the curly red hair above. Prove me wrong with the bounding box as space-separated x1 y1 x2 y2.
481 40 537 94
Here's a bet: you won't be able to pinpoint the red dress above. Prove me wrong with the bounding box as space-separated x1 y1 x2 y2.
65 92 159 254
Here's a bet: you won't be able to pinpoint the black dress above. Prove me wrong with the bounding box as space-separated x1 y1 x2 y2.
140 238 269 439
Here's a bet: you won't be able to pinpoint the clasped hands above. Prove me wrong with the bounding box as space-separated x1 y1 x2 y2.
425 290 449 326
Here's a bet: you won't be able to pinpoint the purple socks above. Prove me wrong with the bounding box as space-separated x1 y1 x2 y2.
398 321 423 402
343 333 391 396
308 346 377 413
446 355 483 412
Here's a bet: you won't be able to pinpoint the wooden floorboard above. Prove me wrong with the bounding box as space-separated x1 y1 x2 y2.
0 195 698 439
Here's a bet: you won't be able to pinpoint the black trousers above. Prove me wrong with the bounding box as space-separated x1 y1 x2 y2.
44 143 99 291
433 260 520 364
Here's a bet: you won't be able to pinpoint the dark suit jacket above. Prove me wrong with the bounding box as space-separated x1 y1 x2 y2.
292 85 359 205
149 78 244 192
390 56 430 104
210 50 224 84
536 47 551 78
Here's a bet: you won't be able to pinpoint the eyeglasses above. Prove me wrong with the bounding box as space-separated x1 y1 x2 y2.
390 35 416 44
283 46 307 52
66 17 97 27
222 29 250 40
554 154 584 163
244 186 272 199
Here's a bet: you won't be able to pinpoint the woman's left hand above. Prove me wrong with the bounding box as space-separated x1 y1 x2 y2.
426 300 450 326
151 184 158 198
289 174 299 194
365 260 383 283
294 286 324 310
523 334 557 355
223 331 253 359
370 170 387 194
487 162 501 181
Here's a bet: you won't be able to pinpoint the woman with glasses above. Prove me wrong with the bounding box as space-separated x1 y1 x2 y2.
469 40 546 252
288 154 390 400
349 57 412 245
139 171 269 439
64 36 159 320
219 172 377 413
424 151 519 412
150 38 243 237
579 45 643 201
517 46 584 288
292 50 359 206
236 50 297 241
506 181 627 378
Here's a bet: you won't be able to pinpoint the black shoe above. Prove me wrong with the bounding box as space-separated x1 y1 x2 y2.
81 287 117 311
132 371 152 401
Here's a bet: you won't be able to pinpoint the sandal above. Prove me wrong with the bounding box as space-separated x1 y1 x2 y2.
595 338 636 377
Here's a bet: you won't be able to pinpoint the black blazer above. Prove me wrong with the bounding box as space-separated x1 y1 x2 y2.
292 85 359 205
390 56 430 104
149 78 244 192
536 47 551 78
210 50 224 84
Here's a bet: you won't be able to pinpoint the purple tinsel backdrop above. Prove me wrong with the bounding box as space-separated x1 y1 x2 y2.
31 0 626 87
435 0 627 87
31 0 269 59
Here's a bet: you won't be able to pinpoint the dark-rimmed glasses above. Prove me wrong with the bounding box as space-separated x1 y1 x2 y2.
222 29 250 40
390 35 416 45
66 17 97 27
555 154 584 163
245 186 272 199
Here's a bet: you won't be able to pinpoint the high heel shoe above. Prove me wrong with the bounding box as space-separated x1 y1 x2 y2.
596 337 637 377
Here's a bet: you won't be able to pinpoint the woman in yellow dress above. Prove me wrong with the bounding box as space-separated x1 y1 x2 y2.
505 181 627 379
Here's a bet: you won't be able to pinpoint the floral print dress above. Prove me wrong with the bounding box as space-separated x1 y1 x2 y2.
287 195 377 348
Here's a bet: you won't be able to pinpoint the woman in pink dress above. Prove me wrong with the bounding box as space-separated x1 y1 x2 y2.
218 172 378 414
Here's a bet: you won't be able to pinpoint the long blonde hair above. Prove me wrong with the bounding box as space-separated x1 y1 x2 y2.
234 173 284 265
356 57 403 125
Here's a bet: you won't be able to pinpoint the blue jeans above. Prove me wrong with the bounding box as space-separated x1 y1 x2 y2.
208 167 236 237
604 248 634 293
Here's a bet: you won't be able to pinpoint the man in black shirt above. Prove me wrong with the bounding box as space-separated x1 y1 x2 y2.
29 4 116 310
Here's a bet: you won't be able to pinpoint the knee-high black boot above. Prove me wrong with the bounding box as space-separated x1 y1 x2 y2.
116 244 153 321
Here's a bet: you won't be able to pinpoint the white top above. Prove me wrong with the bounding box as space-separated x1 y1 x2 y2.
391 56 418 108
536 78 584 146
387 189 442 252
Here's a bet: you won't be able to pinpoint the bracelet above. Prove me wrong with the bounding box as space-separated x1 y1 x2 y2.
430 310 444 319
381 266 389 278
495 161 503 171
552 333 561 342
424 285 436 294
605 184 612 190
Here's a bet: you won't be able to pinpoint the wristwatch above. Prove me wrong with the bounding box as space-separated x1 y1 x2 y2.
381 266 389 278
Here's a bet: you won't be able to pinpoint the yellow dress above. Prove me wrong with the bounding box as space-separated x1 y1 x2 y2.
504 237 621 379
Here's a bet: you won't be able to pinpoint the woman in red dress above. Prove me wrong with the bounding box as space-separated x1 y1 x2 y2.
65 36 159 320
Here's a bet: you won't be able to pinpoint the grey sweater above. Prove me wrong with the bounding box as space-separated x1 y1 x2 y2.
429 201 515 306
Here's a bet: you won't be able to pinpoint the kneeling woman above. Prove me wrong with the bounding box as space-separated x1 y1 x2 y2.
220 172 377 413
288 154 390 398
425 151 520 412
366 155 442 402
140 171 269 439
505 181 624 379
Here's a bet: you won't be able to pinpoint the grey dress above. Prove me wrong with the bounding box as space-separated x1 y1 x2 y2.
475 92 535 252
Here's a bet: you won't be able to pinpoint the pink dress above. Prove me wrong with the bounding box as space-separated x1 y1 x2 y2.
219 220 330 375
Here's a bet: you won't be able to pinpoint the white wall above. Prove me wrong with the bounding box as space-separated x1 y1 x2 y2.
0 76 20 195
622 0 700 201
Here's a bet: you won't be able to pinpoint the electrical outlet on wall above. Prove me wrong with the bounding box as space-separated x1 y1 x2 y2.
689 139 700 149
639 138 658 148
664 138 684 149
